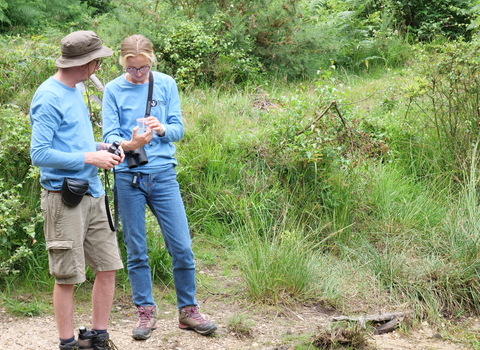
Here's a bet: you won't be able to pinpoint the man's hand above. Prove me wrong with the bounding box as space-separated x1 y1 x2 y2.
98 142 125 162
84 150 122 170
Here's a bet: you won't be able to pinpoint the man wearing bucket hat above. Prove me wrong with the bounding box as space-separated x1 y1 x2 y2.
30 31 124 350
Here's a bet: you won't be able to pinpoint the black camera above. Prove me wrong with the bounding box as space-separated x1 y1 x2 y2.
107 140 121 156
125 146 148 169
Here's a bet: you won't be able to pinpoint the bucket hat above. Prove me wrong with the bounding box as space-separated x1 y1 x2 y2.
55 31 113 68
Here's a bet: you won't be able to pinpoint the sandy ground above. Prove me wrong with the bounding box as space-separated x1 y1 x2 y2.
0 298 477 350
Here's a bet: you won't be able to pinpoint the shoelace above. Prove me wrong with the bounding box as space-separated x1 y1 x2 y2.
137 307 154 327
185 307 207 324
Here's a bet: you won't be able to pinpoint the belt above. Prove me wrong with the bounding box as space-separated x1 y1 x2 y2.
42 188 61 193
44 189 93 196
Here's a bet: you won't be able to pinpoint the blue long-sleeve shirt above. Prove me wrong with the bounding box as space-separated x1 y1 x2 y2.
29 77 104 197
102 71 184 173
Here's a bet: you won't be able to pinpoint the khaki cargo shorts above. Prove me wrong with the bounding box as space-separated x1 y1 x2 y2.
41 189 124 284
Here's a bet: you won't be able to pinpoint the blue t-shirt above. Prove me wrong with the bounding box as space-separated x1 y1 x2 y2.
29 77 104 197
102 71 184 173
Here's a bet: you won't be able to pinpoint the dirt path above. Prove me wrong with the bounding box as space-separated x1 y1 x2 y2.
0 298 475 349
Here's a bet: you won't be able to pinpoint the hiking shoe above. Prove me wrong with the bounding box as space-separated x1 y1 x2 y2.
92 332 118 350
59 340 78 350
132 305 157 340
178 305 217 335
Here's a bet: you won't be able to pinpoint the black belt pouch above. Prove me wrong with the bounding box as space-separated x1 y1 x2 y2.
61 177 89 207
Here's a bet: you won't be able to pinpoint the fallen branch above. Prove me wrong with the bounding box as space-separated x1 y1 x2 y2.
330 312 406 333
374 318 400 335
331 312 405 323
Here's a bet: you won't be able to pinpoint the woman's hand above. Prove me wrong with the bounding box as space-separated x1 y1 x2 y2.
122 125 153 151
146 116 166 136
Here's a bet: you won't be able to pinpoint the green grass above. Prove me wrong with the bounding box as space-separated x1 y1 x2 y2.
233 227 321 304
3 297 49 317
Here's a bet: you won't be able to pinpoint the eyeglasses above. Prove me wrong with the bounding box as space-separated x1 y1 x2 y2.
94 59 102 69
126 66 150 74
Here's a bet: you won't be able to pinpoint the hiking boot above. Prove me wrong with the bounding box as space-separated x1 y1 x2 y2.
92 332 118 350
178 305 217 335
78 327 96 349
132 305 157 340
59 340 79 350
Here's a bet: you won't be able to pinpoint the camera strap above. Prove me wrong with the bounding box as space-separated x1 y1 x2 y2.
104 168 118 232
145 71 154 117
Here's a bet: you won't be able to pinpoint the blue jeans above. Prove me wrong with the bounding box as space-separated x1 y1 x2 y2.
115 166 197 309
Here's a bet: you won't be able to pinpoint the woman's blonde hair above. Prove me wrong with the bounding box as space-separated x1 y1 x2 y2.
119 34 156 67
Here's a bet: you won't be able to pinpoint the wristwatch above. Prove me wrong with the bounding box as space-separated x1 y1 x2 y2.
157 124 166 137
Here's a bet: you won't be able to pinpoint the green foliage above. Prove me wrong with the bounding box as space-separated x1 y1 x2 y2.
0 0 477 84
0 105 42 277
80 0 115 15
391 0 477 41
310 0 479 43
241 0 324 79
234 228 320 304
93 0 166 47
0 0 96 33
402 39 480 177
159 19 263 88
305 0 413 70
186 0 328 79
259 82 389 232
160 21 217 87
338 156 480 319
3 296 49 316
0 35 57 109
0 106 34 180
0 0 8 25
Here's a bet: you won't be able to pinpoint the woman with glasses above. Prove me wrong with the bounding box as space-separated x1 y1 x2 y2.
101 34 217 341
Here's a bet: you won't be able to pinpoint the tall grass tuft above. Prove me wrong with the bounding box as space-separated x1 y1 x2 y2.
231 202 320 304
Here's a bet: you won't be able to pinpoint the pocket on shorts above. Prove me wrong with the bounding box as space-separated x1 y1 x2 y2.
46 240 77 279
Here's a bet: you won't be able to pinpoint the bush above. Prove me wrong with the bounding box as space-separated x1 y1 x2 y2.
0 35 57 109
401 39 480 177
159 19 263 88
0 0 96 33
391 0 478 41
305 0 413 71
0 105 42 277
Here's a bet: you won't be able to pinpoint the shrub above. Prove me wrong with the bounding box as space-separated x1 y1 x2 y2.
0 34 57 109
0 105 42 277
391 0 478 41
159 19 263 88
305 0 413 71
402 39 480 177
0 0 96 33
